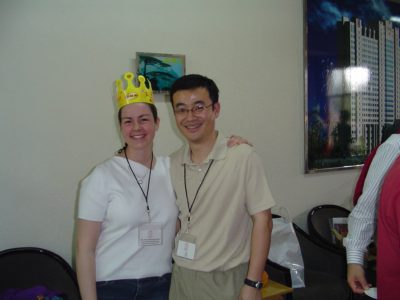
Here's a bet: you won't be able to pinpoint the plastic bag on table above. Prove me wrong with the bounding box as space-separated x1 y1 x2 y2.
268 208 305 288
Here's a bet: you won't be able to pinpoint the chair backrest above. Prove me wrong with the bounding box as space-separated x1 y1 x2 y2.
293 223 347 276
0 247 81 299
307 205 350 250
291 223 351 300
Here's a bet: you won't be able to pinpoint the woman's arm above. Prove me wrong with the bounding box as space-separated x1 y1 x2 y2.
76 219 102 300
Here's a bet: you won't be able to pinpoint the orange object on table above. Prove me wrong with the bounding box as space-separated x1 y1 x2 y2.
262 271 269 286
261 279 293 300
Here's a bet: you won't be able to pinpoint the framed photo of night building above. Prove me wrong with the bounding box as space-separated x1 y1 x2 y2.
305 0 400 173
136 52 186 94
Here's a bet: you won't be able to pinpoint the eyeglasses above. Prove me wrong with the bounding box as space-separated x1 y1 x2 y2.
174 103 213 116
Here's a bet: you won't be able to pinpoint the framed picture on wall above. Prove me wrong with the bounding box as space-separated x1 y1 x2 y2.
304 0 400 173
136 52 186 94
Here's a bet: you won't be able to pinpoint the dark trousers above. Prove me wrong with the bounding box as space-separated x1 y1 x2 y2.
96 273 171 300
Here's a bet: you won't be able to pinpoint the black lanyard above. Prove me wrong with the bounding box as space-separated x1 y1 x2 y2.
183 160 214 224
124 149 153 217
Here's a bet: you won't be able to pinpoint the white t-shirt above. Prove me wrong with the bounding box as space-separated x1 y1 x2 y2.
78 156 178 281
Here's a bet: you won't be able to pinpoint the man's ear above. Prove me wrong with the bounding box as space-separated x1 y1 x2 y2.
213 102 221 118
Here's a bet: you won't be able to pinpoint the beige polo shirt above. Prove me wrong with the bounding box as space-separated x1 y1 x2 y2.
170 133 275 272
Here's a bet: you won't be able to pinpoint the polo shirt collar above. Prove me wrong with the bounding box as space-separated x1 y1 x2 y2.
182 131 228 165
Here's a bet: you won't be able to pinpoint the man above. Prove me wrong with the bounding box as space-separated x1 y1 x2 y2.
377 155 400 300
344 123 400 294
168 74 275 300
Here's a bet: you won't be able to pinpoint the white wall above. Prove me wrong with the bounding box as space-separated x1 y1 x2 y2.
0 0 359 265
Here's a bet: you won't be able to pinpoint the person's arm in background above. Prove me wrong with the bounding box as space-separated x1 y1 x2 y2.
76 219 102 300
344 138 400 293
239 210 273 300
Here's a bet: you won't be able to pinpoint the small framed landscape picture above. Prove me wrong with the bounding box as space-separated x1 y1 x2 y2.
136 52 186 94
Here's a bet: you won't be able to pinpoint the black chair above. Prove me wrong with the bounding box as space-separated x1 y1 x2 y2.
0 247 81 300
267 222 351 300
308 205 377 299
293 223 351 300
308 204 350 251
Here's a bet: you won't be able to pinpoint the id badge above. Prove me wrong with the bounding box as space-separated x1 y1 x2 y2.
139 223 162 246
176 233 196 260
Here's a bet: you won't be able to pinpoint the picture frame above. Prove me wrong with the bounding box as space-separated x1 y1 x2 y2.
304 0 400 173
136 52 186 94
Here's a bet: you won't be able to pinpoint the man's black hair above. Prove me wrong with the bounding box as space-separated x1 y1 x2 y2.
169 74 219 105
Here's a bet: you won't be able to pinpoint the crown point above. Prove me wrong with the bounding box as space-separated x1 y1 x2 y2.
124 72 134 80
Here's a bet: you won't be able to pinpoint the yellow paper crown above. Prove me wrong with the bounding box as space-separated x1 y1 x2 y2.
115 72 153 110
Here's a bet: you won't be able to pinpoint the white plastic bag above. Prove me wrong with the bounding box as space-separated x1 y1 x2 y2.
268 215 305 288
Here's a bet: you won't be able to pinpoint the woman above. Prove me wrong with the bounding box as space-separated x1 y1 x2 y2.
76 72 178 300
